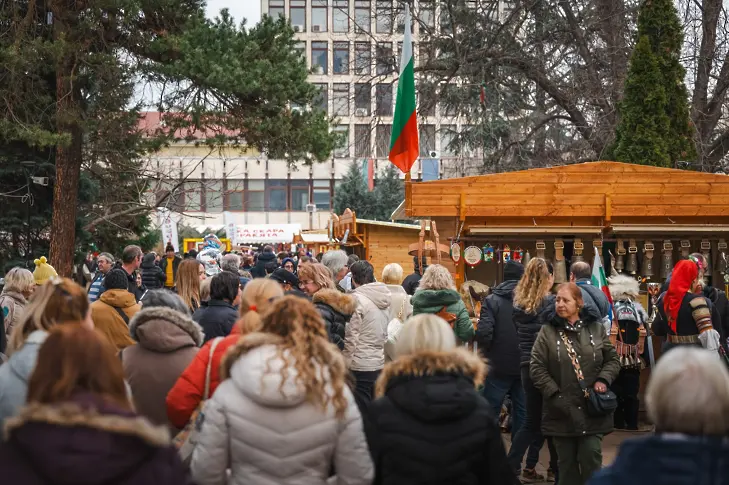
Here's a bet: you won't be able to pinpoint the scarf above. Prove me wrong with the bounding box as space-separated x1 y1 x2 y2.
663 259 698 333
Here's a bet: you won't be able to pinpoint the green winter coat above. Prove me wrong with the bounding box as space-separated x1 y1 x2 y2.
411 289 475 342
529 316 620 438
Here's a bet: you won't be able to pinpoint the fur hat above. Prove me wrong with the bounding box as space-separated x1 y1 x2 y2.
33 256 58 285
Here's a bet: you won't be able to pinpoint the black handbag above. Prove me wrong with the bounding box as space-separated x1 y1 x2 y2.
558 329 618 417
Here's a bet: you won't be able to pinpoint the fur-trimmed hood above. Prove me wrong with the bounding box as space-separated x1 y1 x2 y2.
312 288 356 316
3 397 172 485
608 274 641 302
375 348 487 422
129 306 203 350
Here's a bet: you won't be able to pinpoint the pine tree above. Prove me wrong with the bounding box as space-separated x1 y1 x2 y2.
333 162 376 219
613 0 696 166
613 36 671 167
372 165 405 221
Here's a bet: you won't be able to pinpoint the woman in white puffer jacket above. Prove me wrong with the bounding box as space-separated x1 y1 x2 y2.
190 296 373 485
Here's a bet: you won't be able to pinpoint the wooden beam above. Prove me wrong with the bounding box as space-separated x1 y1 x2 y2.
605 194 612 223
459 192 466 221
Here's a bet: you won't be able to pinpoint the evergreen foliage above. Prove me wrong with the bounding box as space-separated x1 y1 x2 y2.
372 165 405 221
333 162 404 221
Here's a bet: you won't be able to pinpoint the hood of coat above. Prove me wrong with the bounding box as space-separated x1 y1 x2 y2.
703 285 721 304
4 395 170 485
491 280 518 300
411 288 462 312
0 289 26 306
7 330 47 382
222 332 343 408
513 294 556 326
353 282 391 309
256 251 277 265
129 306 203 350
99 289 138 309
375 348 486 422
312 289 356 316
140 253 157 269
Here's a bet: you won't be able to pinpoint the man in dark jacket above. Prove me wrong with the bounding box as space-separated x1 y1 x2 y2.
251 246 277 278
703 284 729 348
118 245 146 302
476 260 525 438
140 253 165 290
402 256 427 296
159 244 181 289
570 261 610 331
192 271 240 343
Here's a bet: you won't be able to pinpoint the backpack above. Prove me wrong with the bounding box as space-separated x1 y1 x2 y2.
610 299 647 369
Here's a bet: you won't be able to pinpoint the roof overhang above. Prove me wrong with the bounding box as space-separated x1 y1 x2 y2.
468 226 604 235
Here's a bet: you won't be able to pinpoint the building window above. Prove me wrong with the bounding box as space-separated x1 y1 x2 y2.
295 41 306 64
376 42 393 75
289 0 306 31
333 41 349 75
313 83 328 113
354 83 371 116
333 83 349 116
226 180 245 211
291 181 310 211
440 3 452 34
441 84 459 117
312 0 328 32
247 180 265 211
419 42 434 68
205 180 224 213
440 125 456 156
313 180 331 210
268 0 285 18
418 0 435 30
333 125 350 158
418 82 436 116
375 124 392 158
375 83 392 116
184 181 202 211
333 0 349 32
354 124 371 157
267 179 288 211
419 125 436 157
311 41 328 74
354 42 371 75
354 0 371 32
395 4 412 33
375 0 391 33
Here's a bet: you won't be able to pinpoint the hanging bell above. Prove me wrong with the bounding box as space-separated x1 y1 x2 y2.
554 239 567 284
572 238 585 263
661 240 674 280
718 240 728 274
536 240 546 259
643 241 655 279
680 240 691 259
701 240 712 274
626 239 638 275
523 249 532 267
616 239 626 273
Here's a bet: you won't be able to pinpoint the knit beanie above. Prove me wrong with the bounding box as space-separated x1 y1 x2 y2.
503 260 525 281
104 269 130 290
33 256 58 285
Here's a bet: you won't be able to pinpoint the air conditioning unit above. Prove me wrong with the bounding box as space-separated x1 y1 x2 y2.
312 25 321 32
306 203 317 213
354 108 369 117
293 24 304 32
428 150 439 158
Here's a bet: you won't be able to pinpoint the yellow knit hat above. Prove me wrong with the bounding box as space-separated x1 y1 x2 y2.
33 256 58 285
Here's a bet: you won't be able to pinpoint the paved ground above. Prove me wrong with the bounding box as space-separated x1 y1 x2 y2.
503 429 650 484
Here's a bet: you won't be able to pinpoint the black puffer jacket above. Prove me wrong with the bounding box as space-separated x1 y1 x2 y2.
514 295 556 367
366 349 517 485
140 254 165 290
476 280 520 378
704 286 729 346
251 251 277 279
312 289 355 350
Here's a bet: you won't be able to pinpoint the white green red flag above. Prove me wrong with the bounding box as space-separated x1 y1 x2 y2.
591 247 613 318
389 4 418 173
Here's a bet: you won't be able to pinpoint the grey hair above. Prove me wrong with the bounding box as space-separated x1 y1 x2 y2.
418 264 456 291
97 252 115 264
221 253 241 273
140 289 190 316
321 250 348 278
394 314 456 358
647 346 729 435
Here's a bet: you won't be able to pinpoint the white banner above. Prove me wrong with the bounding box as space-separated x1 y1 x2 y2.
223 211 238 246
236 224 301 244
157 208 180 253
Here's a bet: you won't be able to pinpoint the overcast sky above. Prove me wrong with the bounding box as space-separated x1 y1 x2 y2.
205 0 262 25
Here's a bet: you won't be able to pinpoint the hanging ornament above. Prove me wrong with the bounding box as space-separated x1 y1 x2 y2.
450 242 462 264
513 247 524 263
464 246 483 268
502 244 511 263
483 243 494 262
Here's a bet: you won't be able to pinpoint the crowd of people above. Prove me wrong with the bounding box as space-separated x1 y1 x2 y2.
0 241 727 485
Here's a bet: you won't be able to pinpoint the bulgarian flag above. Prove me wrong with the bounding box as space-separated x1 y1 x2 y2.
389 4 419 173
592 247 613 319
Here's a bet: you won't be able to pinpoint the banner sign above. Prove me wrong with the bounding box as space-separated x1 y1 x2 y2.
157 208 180 253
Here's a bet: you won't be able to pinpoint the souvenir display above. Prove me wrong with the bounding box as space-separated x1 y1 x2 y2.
536 240 546 259
483 243 494 262
661 240 673 280
701 239 712 273
495 245 503 265
626 239 638 275
513 247 524 263
643 241 655 279
647 282 662 324
450 242 462 264
502 244 511 263
464 246 483 268
572 238 585 263
554 238 567 283
719 240 728 275
615 239 626 273
680 240 691 259
522 249 531 267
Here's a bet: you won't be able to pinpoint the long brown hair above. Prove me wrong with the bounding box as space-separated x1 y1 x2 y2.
8 278 89 355
229 296 349 419
27 324 130 410
176 259 202 311
237 278 284 335
513 258 553 314
297 263 336 291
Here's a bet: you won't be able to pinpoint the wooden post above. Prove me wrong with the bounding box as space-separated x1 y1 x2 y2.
405 172 413 217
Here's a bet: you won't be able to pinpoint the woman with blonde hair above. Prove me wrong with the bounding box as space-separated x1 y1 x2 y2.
411 264 474 342
0 278 93 424
190 296 373 485
382 263 413 361
366 314 514 484
165 278 284 429
175 259 205 312
299 262 356 350
507 257 559 482
0 325 192 484
0 267 35 347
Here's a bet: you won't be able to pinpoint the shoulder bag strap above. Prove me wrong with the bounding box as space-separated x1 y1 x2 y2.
113 307 130 325
397 297 407 320
204 337 223 400
558 330 590 398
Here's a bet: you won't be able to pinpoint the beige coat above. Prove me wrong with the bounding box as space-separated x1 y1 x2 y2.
0 291 26 345
190 334 373 485
344 282 392 372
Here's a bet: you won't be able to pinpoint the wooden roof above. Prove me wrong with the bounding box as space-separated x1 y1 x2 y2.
406 161 729 221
